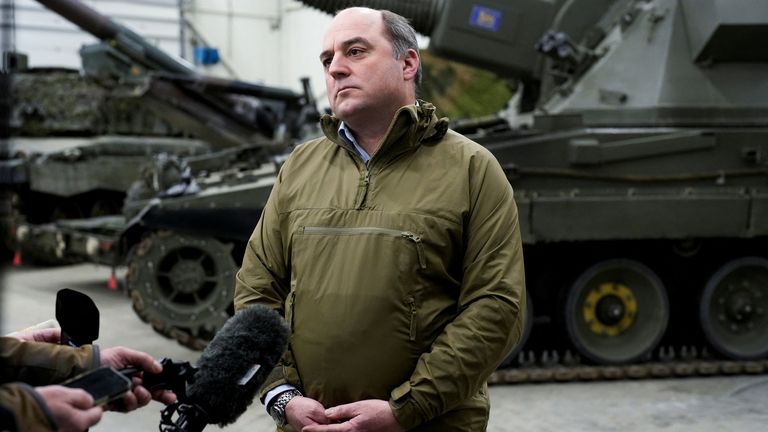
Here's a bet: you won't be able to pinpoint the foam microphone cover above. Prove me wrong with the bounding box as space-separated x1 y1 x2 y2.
187 304 289 426
56 288 100 346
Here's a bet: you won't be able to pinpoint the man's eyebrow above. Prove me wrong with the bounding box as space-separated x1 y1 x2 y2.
319 37 373 61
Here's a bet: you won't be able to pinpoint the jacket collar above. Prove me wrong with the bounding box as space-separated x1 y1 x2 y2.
320 100 449 164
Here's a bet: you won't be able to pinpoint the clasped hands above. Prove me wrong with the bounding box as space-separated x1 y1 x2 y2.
287 397 405 432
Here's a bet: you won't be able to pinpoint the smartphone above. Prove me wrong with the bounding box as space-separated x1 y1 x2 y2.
61 367 133 406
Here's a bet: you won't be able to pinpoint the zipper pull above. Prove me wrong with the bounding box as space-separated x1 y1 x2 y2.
358 169 372 209
401 232 426 269
401 232 421 242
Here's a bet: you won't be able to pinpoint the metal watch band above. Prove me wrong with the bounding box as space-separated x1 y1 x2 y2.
269 389 302 427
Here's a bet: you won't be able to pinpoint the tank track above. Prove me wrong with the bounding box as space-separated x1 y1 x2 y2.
489 349 768 385
130 288 210 351
126 235 201 350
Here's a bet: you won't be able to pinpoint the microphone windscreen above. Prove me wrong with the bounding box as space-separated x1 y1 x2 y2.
187 304 289 426
56 288 100 346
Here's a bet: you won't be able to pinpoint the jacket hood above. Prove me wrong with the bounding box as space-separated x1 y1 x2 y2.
320 100 449 161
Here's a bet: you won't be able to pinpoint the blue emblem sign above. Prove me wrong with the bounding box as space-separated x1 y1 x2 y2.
469 5 502 32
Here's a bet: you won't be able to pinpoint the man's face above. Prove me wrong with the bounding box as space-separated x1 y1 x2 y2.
320 8 414 124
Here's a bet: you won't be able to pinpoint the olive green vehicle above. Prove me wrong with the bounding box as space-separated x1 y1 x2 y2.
9 0 319 264
23 0 768 377
6 64 210 226
303 0 768 372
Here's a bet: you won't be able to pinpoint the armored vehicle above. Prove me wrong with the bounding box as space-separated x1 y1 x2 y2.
294 0 768 376
9 0 319 264
4 61 214 262
8 66 210 223
63 0 768 379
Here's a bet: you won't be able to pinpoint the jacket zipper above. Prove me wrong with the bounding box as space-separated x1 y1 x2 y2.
407 296 417 341
302 226 426 269
358 167 371 209
286 290 296 331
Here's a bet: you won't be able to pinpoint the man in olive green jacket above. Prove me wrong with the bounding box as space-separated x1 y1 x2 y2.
235 7 525 432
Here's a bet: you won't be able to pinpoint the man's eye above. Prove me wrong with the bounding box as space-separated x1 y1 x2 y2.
349 48 363 56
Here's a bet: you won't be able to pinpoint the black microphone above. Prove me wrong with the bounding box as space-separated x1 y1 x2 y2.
159 304 289 431
56 288 100 347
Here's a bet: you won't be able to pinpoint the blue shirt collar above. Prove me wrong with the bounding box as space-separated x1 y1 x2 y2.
338 122 371 164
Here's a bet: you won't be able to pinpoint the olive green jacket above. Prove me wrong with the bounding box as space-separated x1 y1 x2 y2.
0 337 98 431
235 102 526 431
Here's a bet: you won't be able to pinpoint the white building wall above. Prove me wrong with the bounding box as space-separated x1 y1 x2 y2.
279 3 334 107
13 0 181 69
185 0 332 109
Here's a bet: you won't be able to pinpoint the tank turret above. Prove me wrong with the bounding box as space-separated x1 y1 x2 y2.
301 0 768 117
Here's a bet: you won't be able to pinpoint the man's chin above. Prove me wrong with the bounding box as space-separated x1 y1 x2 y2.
332 102 364 121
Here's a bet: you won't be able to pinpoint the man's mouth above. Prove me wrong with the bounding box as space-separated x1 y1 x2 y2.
337 86 356 96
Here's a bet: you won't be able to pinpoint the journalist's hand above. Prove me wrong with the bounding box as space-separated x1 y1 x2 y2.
286 395 330 429
12 327 61 343
100 346 177 410
302 399 404 432
36 385 103 432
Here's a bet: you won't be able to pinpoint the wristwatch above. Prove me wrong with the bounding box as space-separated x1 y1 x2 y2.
269 389 303 427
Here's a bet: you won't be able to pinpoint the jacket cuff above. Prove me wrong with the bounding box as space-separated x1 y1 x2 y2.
257 363 302 403
389 381 427 430
23 384 58 430
90 344 100 370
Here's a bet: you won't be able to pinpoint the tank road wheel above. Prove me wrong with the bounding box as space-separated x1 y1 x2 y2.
699 257 768 360
499 292 533 368
565 259 669 364
126 231 236 350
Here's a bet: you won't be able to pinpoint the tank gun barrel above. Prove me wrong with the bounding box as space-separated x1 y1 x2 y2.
155 73 304 102
35 0 195 77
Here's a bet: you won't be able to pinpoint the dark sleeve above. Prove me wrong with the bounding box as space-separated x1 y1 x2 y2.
0 383 57 432
0 403 18 431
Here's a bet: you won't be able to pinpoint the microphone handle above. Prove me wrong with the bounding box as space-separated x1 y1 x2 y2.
160 403 209 432
119 358 197 395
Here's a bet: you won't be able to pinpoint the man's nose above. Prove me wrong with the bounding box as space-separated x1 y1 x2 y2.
328 55 349 79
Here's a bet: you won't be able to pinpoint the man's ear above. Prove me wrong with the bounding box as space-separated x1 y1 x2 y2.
402 48 420 81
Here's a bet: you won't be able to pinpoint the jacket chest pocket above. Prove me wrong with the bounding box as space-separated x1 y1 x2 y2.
289 225 429 347
301 226 426 270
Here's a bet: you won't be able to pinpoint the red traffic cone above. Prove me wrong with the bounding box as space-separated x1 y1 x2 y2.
107 272 118 290
12 250 22 267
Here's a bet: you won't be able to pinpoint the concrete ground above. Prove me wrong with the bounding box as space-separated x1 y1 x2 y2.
3 263 768 431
